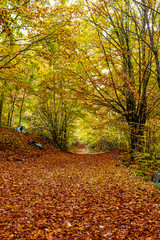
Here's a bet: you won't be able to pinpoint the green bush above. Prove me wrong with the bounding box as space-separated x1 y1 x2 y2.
129 164 138 169
154 184 160 190
136 171 146 177
143 177 150 181
123 162 129 167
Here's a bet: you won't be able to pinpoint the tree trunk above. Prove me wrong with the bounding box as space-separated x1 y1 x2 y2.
145 126 151 153
142 0 160 88
7 97 16 127
9 99 16 127
129 119 146 161
0 93 4 127
19 91 25 127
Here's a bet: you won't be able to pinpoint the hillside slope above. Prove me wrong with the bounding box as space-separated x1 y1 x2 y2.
0 127 57 161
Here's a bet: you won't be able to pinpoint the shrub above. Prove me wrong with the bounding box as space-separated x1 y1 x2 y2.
135 171 146 177
143 177 150 182
129 164 138 169
123 162 129 167
154 184 160 190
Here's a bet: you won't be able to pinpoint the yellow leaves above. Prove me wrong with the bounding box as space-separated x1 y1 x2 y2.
46 232 53 240
65 220 72 228
9 234 14 239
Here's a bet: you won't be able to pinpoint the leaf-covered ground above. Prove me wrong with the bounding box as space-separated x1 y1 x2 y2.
0 129 160 239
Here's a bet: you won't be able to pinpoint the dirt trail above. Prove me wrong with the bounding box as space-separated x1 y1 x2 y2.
72 147 86 154
0 148 160 239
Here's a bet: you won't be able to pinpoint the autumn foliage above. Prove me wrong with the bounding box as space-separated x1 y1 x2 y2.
0 128 159 239
0 0 160 238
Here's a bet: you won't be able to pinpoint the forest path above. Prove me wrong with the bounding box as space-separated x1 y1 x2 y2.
0 148 160 239
72 146 86 154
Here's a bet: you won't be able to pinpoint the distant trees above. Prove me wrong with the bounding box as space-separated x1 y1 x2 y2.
32 6 83 150
34 65 80 150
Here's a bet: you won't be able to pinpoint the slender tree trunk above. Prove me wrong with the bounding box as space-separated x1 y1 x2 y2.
61 109 68 151
142 0 160 88
7 111 11 127
19 91 25 127
9 98 16 127
0 93 4 127
145 126 151 153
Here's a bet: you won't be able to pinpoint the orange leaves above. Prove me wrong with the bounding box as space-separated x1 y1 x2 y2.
0 129 160 239
45 232 54 240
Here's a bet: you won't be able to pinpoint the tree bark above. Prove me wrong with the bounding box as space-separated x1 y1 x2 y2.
19 91 25 127
142 0 160 88
0 93 4 127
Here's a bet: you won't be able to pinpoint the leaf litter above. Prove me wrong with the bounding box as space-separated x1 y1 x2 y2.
0 130 160 239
